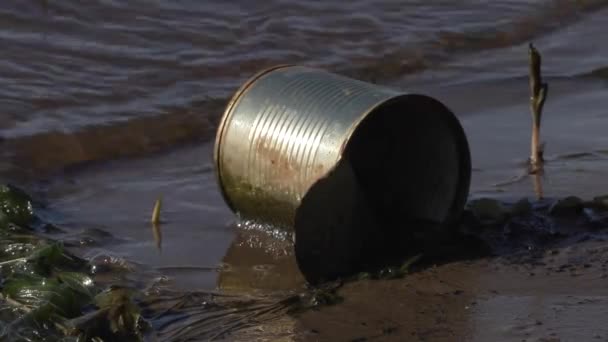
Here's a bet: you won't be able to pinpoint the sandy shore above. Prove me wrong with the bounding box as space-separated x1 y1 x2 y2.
229 239 608 341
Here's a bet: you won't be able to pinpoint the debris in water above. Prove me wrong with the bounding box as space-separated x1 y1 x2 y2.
151 197 162 224
151 197 163 251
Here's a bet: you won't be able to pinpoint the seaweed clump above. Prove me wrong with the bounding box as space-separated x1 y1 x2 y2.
0 184 150 341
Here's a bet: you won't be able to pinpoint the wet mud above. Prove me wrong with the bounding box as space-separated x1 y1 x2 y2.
219 195 608 341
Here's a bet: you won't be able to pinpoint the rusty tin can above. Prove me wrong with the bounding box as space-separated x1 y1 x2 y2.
214 65 471 280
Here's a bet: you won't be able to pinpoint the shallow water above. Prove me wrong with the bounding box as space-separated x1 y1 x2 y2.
2 0 608 139
2 0 608 340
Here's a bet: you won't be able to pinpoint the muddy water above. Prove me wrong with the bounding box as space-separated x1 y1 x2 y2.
2 0 608 341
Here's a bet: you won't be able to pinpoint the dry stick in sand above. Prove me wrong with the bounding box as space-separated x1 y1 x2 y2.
528 43 549 174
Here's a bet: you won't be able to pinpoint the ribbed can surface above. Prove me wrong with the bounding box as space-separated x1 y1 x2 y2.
215 66 402 227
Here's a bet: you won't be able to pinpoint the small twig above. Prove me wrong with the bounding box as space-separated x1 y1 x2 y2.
151 197 162 224
528 43 549 174
151 197 163 252
0 257 27 266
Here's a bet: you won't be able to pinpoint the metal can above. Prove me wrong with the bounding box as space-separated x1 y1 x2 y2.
214 65 471 281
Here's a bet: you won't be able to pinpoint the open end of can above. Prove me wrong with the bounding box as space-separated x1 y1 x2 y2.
294 94 471 284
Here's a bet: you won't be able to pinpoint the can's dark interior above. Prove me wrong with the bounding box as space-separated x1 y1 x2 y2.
347 94 469 228
295 94 471 283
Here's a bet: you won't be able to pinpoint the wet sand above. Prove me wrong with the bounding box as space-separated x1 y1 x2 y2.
251 240 608 342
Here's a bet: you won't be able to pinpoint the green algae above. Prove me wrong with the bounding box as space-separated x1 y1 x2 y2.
61 287 150 341
0 184 302 341
0 184 146 341
0 184 35 228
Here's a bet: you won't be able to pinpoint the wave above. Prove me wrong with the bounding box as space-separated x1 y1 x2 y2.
337 0 608 82
1 98 225 180
1 0 607 180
